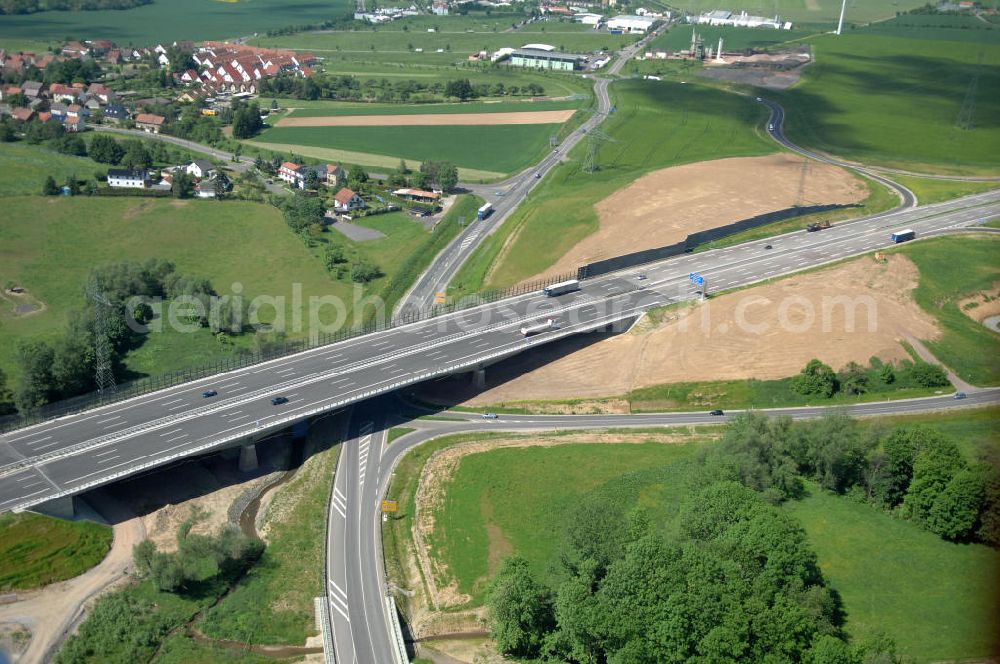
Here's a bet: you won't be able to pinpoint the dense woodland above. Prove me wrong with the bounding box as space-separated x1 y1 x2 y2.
0 0 151 14
488 412 1000 663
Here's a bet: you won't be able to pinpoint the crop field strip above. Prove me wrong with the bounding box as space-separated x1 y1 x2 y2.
275 109 576 127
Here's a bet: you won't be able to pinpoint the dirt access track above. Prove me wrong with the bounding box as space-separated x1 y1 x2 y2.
533 154 868 282
455 254 939 405
275 109 575 127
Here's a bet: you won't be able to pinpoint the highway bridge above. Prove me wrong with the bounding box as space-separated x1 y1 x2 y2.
1 187 997 518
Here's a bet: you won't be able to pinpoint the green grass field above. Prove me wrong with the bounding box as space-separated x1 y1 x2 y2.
283 99 581 117
779 34 1000 174
0 142 107 197
452 78 775 292
890 175 999 205
0 0 351 44
0 512 112 591
198 444 339 645
857 12 1000 43
785 482 1000 662
426 438 709 604
0 196 340 380
893 235 1000 386
254 123 560 174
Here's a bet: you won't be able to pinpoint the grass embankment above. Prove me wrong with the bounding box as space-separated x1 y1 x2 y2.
401 410 999 660
377 194 482 313
387 427 416 444
0 513 112 591
895 235 1000 386
197 444 340 645
778 33 1000 175
256 124 561 175
452 79 776 293
890 175 999 205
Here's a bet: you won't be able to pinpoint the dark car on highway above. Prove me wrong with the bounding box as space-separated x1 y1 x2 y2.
202 390 218 398
709 409 724 416
271 396 289 405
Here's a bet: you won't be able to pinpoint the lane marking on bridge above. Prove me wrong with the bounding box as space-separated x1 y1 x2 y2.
328 579 351 621
332 486 348 519
358 422 373 485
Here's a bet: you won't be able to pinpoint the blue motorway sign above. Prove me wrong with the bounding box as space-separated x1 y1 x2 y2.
689 272 704 286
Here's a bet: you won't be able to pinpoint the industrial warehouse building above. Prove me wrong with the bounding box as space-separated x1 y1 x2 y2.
510 48 585 71
607 15 657 33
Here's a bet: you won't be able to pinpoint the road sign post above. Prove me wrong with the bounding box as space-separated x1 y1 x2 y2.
381 500 398 513
689 272 706 300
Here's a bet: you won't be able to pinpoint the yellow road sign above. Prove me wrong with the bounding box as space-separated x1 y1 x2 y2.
381 500 398 513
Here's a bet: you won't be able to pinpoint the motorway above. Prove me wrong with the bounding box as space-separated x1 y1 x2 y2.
1 186 997 517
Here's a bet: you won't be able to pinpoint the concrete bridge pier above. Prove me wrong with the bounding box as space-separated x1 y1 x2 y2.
238 443 259 472
33 495 75 519
471 366 487 389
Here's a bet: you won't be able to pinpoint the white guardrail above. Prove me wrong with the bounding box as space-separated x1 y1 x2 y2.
387 595 408 664
6 301 651 513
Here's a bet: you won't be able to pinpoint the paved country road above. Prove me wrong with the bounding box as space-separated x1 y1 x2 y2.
327 387 999 663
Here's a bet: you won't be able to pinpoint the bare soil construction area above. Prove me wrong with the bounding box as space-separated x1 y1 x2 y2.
533 154 868 282
446 254 939 405
276 109 575 127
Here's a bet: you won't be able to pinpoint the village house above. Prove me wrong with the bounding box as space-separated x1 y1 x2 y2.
21 81 44 100
61 41 89 59
11 108 35 122
103 103 129 124
86 82 113 104
278 161 304 187
393 188 440 203
107 168 149 188
334 187 365 213
135 112 165 133
186 160 216 179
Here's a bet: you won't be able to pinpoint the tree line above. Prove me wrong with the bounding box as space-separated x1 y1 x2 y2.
260 73 545 103
486 411 998 662
0 0 151 15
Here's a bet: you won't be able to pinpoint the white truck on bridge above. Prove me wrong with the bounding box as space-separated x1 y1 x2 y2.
520 318 556 336
543 279 580 297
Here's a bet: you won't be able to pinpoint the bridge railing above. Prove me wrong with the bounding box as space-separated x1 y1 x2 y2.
0 271 577 434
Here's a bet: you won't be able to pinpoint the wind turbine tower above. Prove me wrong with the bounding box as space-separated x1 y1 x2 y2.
836 0 847 34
